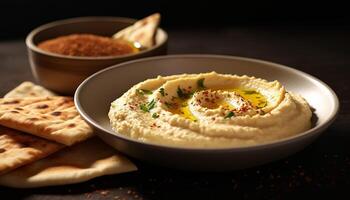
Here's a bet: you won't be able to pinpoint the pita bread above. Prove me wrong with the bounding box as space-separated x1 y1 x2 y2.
0 96 93 145
4 81 56 98
0 84 62 175
0 82 136 187
0 126 63 175
113 13 160 48
0 137 137 188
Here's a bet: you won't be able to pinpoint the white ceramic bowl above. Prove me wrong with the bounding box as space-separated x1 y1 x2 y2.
75 55 339 171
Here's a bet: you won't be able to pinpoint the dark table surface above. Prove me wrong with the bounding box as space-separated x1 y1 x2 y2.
0 26 349 199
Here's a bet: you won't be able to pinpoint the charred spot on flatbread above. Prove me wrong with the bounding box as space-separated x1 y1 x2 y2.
3 100 20 105
51 111 62 116
36 104 49 109
27 117 39 121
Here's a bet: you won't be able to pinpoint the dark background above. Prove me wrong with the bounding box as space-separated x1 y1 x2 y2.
0 1 349 199
0 0 349 39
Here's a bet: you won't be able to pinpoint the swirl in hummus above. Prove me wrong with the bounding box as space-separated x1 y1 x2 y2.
108 72 312 148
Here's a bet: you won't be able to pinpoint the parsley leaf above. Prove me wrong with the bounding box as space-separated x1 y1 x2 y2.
177 86 192 99
152 113 159 118
147 99 156 110
197 78 205 89
159 88 165 96
140 104 148 112
224 111 235 119
140 99 156 112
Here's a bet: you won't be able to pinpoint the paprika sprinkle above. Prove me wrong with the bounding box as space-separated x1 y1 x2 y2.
38 34 138 57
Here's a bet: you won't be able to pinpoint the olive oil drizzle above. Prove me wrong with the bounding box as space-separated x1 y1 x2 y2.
230 89 267 109
168 88 268 122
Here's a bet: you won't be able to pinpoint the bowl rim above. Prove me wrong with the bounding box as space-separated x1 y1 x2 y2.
75 54 339 152
25 16 168 61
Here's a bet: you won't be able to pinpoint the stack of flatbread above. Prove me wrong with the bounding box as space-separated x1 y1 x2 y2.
0 82 136 188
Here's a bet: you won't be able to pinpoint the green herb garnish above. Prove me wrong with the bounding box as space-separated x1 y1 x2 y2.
136 89 152 95
177 87 185 99
197 78 205 89
224 111 235 119
140 99 156 112
152 113 159 118
177 86 192 99
159 88 165 96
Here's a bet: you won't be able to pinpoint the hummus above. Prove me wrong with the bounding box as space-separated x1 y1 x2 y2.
108 72 312 148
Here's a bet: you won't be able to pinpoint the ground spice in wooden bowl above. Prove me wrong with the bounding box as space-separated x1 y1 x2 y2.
37 34 138 57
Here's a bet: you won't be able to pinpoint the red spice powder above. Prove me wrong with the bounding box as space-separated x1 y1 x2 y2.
38 34 137 57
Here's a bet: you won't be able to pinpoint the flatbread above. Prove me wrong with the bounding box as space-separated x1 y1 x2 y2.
113 13 160 48
0 83 62 175
0 82 136 187
0 96 93 145
0 137 137 188
4 81 56 98
0 126 63 175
